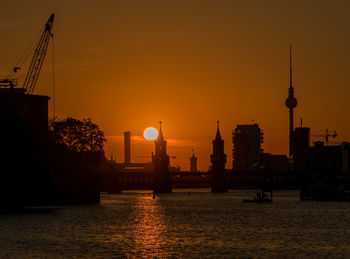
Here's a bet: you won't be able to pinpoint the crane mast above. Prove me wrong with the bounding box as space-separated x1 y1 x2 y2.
23 13 55 94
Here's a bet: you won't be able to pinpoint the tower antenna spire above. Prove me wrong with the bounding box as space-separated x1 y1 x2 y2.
290 44 292 88
285 44 298 156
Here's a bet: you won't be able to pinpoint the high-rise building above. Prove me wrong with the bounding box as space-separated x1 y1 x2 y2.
292 127 310 171
232 124 263 170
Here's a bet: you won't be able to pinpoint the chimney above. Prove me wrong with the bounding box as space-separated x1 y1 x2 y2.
124 131 131 164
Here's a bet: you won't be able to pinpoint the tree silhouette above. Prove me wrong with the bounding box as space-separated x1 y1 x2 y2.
51 117 106 152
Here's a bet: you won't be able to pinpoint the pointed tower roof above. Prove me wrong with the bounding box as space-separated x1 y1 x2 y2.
215 120 222 141
158 121 165 142
191 149 196 157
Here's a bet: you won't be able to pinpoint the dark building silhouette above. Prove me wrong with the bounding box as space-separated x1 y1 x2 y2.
292 127 310 171
285 45 298 156
152 122 172 193
210 121 227 193
190 150 198 172
0 88 49 131
261 153 289 171
342 142 350 172
124 131 131 164
308 141 350 175
232 124 263 170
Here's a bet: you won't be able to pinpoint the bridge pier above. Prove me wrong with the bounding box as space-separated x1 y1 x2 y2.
153 169 172 193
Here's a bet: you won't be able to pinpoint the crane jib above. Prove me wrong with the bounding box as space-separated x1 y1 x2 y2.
22 13 55 95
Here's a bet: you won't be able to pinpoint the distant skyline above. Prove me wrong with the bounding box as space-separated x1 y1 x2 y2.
1 0 350 170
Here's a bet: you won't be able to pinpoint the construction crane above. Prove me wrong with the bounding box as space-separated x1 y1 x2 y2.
0 13 55 94
311 129 337 145
23 14 55 94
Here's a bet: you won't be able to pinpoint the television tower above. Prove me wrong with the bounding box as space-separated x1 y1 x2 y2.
285 44 298 156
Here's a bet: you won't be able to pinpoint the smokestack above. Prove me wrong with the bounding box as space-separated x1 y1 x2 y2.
124 131 131 164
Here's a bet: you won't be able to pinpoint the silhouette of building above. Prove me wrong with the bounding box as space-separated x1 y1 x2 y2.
308 141 350 175
0 88 49 131
232 124 263 170
292 127 310 171
261 153 289 171
124 131 131 164
342 142 350 172
309 141 341 175
152 122 172 193
211 121 227 193
190 150 198 172
285 44 298 156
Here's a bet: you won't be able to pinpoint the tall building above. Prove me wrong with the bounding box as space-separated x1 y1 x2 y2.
190 150 198 172
210 121 227 193
152 121 172 193
285 44 298 156
232 124 263 170
292 127 310 171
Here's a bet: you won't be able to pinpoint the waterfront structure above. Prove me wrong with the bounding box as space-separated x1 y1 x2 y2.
285 44 298 156
152 122 172 193
190 150 198 172
0 88 49 131
210 121 227 193
232 124 263 170
308 141 350 175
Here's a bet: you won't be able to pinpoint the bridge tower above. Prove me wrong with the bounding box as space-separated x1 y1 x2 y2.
190 149 198 172
152 121 172 193
210 121 227 193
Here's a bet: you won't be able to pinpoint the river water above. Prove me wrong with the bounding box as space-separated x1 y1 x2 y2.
1 189 350 258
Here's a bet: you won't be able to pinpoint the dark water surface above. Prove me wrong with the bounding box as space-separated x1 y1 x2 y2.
1 190 350 258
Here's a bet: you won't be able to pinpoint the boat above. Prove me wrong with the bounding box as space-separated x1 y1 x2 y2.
243 191 273 203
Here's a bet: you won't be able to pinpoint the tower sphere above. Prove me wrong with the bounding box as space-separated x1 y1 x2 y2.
285 96 297 109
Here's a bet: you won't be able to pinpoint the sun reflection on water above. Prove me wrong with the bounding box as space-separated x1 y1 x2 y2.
130 194 169 257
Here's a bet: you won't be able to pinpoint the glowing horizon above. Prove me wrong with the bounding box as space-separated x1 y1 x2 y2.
1 0 350 171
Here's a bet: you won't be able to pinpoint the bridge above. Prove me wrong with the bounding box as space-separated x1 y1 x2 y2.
102 122 300 193
101 169 299 193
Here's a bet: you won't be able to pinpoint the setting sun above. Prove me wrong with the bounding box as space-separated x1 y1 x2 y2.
143 127 158 140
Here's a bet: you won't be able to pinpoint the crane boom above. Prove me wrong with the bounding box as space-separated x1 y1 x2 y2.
23 13 55 94
311 129 337 145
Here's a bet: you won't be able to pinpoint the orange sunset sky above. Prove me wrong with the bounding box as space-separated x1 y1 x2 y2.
1 0 350 171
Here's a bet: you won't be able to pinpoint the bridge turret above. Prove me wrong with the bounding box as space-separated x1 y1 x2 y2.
210 121 227 193
152 121 172 193
190 149 198 173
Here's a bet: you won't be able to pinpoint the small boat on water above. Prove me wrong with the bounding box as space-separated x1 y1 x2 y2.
243 191 273 203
